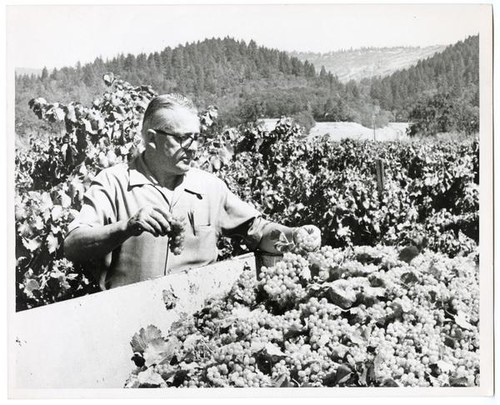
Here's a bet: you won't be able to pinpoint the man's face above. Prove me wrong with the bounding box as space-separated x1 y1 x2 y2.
147 106 201 176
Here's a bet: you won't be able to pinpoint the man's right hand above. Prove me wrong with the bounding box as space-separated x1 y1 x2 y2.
64 207 174 263
127 207 173 237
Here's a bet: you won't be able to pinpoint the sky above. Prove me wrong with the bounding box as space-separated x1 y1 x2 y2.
6 3 488 70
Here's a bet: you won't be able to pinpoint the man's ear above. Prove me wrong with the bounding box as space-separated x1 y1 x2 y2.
144 129 158 149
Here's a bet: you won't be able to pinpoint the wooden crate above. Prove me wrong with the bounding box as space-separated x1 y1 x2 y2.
11 253 259 391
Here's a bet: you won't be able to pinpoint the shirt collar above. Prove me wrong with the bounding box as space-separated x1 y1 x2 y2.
128 152 159 187
128 153 205 196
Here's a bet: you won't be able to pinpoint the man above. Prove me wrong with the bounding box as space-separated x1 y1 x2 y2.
64 94 321 290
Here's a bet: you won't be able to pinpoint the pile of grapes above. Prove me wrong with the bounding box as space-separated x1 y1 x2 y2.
125 244 479 388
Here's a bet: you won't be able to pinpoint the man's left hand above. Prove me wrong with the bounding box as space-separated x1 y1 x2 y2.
293 225 322 252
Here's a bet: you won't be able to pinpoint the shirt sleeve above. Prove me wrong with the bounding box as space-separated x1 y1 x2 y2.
217 183 267 249
66 170 118 235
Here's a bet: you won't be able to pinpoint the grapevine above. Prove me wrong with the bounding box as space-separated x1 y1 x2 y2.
16 73 479 317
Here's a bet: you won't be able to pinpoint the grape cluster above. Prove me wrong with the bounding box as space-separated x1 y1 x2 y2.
127 245 480 389
308 245 345 281
166 213 186 255
258 252 310 311
229 264 257 306
293 226 320 252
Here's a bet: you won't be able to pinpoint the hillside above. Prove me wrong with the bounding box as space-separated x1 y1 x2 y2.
291 45 446 82
15 36 478 137
368 36 479 122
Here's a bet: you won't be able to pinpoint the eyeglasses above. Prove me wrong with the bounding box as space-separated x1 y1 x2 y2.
154 129 205 148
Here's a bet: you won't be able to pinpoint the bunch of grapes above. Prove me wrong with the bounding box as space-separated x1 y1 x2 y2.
293 226 320 252
229 264 257 306
308 245 346 281
166 213 186 255
258 252 310 311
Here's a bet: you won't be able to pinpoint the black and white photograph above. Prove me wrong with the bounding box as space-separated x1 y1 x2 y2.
5 2 495 400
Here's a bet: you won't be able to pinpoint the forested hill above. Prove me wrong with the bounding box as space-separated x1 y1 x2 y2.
15 36 479 136
15 37 326 133
291 45 446 83
367 35 479 122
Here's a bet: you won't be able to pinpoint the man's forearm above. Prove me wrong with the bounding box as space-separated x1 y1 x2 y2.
64 220 131 262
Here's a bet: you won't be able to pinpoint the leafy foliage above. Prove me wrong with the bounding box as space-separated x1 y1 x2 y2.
15 74 478 311
15 76 156 310
216 120 478 257
407 92 479 136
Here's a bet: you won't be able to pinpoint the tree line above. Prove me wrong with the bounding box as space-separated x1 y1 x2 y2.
15 35 479 137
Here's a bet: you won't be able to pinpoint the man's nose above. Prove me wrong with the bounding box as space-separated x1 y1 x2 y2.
186 139 198 152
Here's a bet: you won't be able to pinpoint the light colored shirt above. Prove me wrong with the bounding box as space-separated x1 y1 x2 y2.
67 153 265 290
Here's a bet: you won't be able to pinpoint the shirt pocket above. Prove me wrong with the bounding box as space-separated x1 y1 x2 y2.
183 225 218 265
186 195 211 229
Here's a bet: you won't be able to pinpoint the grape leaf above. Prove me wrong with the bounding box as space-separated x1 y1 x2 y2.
362 286 386 300
179 361 200 371
326 280 357 309
348 330 366 346
18 223 32 238
130 325 163 354
232 305 252 319
373 352 386 380
283 324 306 340
58 191 72 208
182 334 202 351
124 374 140 388
23 237 42 252
338 224 351 237
137 368 166 387
40 192 53 214
382 378 400 387
272 373 290 387
455 311 474 330
250 341 265 353
103 73 115 86
65 105 77 123
120 145 129 156
24 279 40 297
437 360 455 373
449 376 471 387
33 216 45 231
334 364 353 384
210 156 221 171
264 342 286 357
112 111 123 121
401 271 420 284
318 334 330 347
83 119 94 134
46 233 60 254
51 205 63 221
144 336 181 367
54 107 65 121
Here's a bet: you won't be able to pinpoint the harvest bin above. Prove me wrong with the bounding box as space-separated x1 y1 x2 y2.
12 253 279 390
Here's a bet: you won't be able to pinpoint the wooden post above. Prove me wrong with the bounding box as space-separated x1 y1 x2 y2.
376 158 385 201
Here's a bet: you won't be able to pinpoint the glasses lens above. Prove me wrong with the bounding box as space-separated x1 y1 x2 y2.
183 134 204 147
156 130 204 148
